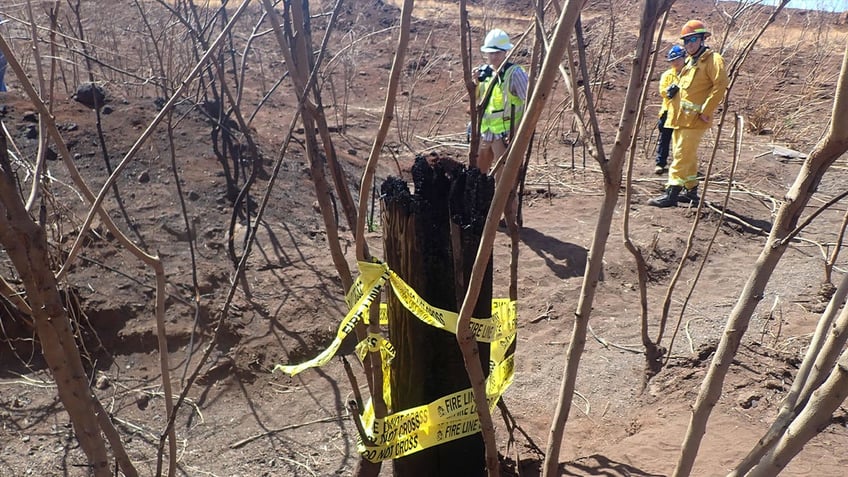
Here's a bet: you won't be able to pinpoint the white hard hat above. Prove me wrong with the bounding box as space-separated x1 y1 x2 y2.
481 29 513 53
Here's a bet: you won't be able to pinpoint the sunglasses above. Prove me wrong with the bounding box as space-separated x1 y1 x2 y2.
684 35 701 44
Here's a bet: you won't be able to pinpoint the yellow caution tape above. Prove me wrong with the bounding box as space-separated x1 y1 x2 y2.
355 332 395 410
344 259 388 309
357 263 516 343
274 261 388 376
357 354 515 462
281 260 515 376
385 267 517 342
275 258 518 462
370 300 515 343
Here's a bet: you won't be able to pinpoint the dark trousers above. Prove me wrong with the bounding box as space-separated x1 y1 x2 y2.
656 111 672 167
0 53 6 92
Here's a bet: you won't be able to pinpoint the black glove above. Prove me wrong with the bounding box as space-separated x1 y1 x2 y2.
666 84 680 99
477 65 494 82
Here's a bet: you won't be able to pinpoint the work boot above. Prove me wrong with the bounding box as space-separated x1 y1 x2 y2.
654 164 667 175
678 186 701 205
647 186 681 208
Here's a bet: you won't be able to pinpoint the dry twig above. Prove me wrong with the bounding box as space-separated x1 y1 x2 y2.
229 416 344 449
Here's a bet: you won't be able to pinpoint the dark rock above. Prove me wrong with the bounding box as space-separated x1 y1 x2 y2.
135 392 150 410
138 170 150 183
73 83 107 110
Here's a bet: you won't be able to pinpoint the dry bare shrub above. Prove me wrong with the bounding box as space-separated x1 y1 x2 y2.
733 7 845 149
745 102 775 134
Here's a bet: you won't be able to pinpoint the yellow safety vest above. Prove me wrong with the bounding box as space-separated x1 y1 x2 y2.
479 64 525 136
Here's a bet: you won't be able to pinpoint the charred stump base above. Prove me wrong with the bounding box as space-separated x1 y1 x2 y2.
381 154 494 477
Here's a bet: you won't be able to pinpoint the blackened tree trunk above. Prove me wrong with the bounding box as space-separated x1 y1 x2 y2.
382 155 494 477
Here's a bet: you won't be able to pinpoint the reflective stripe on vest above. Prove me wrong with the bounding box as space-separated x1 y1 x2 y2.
681 99 703 114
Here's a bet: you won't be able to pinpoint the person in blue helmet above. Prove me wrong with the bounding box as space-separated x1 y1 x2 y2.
654 44 686 174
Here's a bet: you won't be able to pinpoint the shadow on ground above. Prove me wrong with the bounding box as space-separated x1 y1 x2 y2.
520 227 593 280
562 454 665 476
505 453 664 477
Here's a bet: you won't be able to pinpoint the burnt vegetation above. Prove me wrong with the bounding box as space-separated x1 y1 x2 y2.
2 1 848 476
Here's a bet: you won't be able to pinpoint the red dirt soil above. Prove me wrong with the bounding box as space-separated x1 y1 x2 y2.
1 0 848 476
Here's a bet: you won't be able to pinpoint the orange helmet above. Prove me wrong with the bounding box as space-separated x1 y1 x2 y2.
680 20 711 39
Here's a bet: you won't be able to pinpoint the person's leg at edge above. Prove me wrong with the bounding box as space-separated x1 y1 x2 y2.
648 128 685 207
655 113 672 173
477 139 495 174
0 58 7 92
671 127 706 204
491 137 520 229
490 136 507 172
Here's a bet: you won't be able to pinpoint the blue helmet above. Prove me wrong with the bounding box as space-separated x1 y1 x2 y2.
667 44 685 61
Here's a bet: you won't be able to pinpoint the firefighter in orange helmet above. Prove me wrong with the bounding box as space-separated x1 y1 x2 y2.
648 20 728 207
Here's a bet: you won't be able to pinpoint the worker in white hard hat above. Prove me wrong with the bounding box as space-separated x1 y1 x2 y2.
474 28 528 174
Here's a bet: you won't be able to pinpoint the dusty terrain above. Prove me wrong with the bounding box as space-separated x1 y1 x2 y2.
2 0 848 476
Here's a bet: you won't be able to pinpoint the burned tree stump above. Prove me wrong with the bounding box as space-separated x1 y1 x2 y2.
381 154 494 477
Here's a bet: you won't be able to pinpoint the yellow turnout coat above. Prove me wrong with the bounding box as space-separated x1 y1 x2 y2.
666 48 728 130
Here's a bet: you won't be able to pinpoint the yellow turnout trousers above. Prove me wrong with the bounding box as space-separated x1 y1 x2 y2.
669 127 706 190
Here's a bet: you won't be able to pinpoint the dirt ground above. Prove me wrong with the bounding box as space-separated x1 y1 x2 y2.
2 0 848 476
